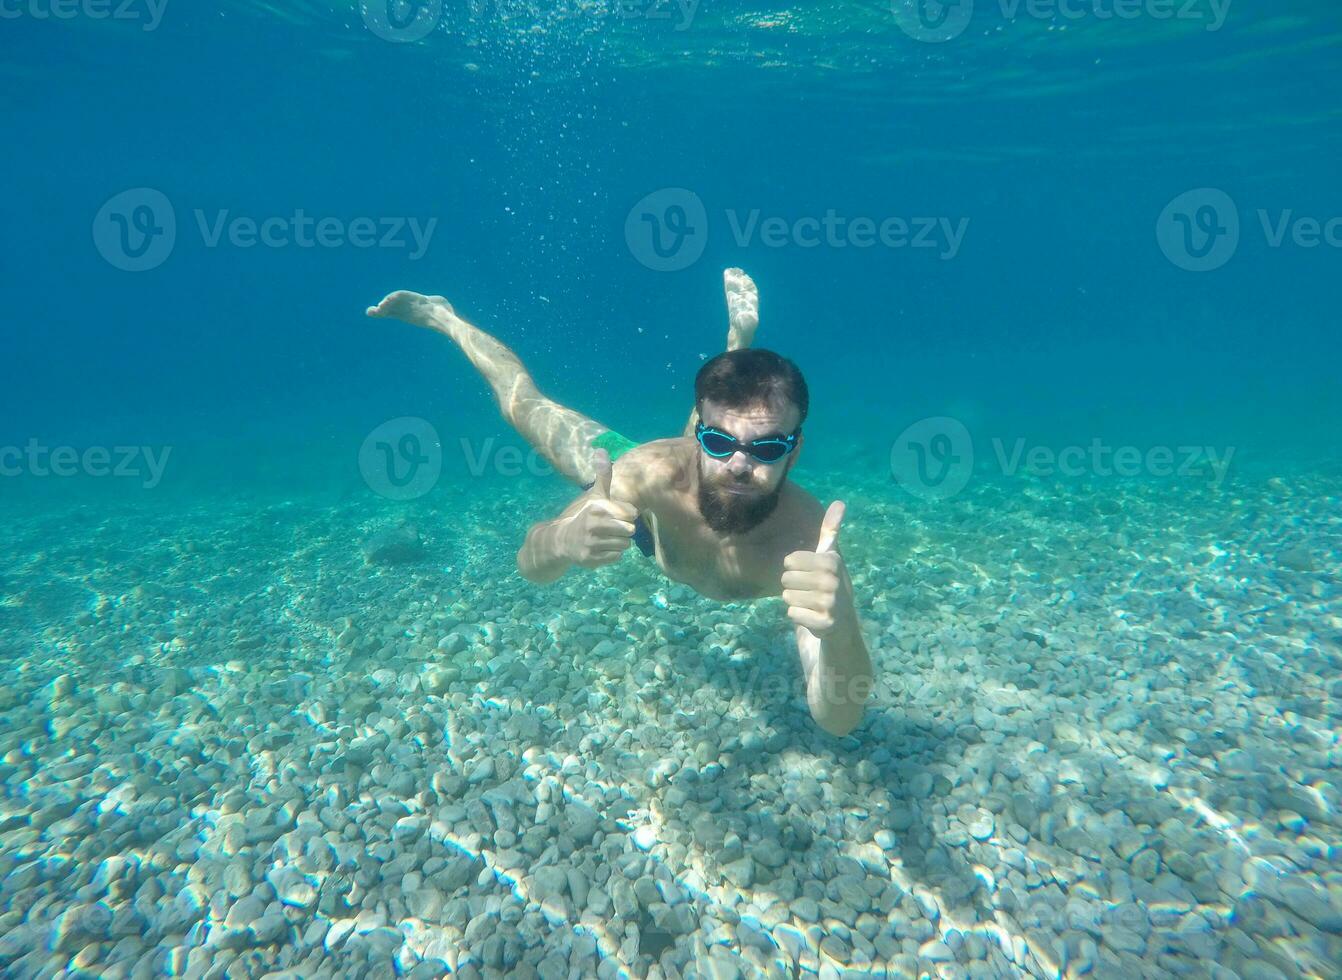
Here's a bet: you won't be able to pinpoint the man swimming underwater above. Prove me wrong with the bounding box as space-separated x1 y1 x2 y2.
366 269 872 736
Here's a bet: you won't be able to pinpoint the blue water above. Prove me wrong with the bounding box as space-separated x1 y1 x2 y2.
3 3 1342 979
4 2 1340 491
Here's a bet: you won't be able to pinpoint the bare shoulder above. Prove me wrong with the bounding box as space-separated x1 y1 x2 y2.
607 437 694 507
779 481 830 550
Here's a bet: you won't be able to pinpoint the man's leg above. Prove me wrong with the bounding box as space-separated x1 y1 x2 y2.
681 268 760 438
367 290 607 486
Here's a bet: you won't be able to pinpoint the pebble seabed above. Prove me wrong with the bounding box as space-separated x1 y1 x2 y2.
0 469 1339 979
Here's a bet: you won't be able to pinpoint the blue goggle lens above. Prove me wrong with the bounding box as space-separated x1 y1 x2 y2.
700 431 737 456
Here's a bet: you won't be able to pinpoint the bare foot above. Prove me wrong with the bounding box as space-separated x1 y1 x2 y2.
366 290 457 333
723 268 759 350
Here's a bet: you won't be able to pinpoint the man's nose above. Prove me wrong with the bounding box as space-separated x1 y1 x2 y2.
726 453 753 476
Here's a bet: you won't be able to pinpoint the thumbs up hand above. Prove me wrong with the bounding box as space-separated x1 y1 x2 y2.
562 448 641 569
782 501 850 638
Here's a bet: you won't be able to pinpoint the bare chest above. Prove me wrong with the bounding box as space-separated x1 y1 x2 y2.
644 507 787 601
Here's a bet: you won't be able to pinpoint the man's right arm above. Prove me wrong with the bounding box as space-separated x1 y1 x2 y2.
516 492 589 585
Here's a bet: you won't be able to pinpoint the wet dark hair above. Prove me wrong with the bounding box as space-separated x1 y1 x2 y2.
694 348 808 426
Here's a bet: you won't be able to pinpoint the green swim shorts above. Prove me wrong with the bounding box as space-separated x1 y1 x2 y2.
590 429 640 462
584 429 654 558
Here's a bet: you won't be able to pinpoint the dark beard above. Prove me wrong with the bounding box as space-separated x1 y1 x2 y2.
697 463 786 534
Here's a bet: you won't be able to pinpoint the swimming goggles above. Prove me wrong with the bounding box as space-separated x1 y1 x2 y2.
695 421 800 464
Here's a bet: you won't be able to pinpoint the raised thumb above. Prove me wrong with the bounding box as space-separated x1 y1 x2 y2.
816 500 845 553
592 448 613 499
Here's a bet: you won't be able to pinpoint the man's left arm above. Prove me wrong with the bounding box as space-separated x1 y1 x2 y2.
782 501 874 736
